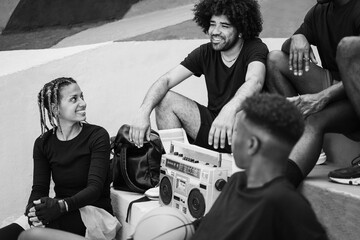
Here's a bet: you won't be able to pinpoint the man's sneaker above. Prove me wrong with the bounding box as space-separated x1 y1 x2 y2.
316 149 327 165
328 155 360 185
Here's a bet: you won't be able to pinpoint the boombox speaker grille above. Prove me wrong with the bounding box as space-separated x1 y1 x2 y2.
188 189 206 219
160 176 172 205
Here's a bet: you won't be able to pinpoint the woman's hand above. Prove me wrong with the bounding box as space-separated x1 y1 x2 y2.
27 202 45 227
28 197 63 225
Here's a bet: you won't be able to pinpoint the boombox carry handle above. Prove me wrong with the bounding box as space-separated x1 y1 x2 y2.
120 146 147 193
170 141 222 167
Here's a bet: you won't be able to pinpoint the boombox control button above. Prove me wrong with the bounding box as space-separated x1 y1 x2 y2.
174 152 179 156
179 154 183 157
215 179 227 191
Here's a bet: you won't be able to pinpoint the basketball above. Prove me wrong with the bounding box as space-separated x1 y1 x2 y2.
132 206 195 240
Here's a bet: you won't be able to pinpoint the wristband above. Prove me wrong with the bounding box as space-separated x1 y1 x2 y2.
58 199 68 213
64 200 69 212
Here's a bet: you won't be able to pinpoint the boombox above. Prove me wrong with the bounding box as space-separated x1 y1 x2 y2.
159 141 230 221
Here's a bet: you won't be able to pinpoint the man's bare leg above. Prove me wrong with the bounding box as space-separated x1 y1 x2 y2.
266 50 330 96
289 100 360 176
337 36 360 119
266 49 360 184
155 91 201 140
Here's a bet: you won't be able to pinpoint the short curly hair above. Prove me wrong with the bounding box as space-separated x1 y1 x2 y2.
242 93 305 144
193 0 263 40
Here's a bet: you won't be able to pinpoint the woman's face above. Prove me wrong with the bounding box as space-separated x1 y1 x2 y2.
57 83 86 124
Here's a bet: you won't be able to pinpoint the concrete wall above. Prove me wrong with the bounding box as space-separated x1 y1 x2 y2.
3 0 140 33
0 40 208 225
0 0 21 33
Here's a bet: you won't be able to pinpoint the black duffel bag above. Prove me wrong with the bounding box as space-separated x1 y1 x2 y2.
111 124 164 193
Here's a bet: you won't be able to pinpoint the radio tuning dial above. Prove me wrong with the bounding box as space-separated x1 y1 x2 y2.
215 179 226 191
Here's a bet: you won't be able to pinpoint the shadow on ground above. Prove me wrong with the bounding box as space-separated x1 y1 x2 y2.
3 0 141 33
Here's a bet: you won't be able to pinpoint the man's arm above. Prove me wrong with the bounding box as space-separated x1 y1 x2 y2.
130 65 193 147
208 61 265 149
288 81 346 117
281 38 291 54
282 5 318 76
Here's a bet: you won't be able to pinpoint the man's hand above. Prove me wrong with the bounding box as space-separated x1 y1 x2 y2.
129 111 151 148
287 93 328 117
289 34 318 76
208 106 236 150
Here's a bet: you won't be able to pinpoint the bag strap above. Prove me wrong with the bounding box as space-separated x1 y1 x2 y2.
126 196 150 223
119 146 147 193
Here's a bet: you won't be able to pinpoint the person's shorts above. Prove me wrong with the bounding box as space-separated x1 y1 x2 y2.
189 102 232 153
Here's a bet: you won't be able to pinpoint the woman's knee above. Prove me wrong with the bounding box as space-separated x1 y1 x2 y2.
19 228 85 240
18 228 43 240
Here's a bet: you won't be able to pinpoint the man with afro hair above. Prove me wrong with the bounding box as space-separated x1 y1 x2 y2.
129 0 268 153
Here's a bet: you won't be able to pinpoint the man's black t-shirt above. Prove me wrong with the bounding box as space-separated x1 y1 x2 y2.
295 0 360 78
192 172 328 240
181 38 268 115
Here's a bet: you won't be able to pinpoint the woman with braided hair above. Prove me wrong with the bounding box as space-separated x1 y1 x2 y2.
0 77 120 240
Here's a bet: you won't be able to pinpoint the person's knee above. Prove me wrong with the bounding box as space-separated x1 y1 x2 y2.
265 50 289 92
267 50 287 71
336 36 360 63
18 228 43 240
155 91 174 114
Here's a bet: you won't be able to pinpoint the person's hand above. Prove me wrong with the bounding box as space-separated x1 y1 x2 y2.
129 111 151 148
287 93 327 117
25 203 34 222
27 200 45 227
27 206 45 228
31 197 63 225
289 34 318 76
208 106 236 150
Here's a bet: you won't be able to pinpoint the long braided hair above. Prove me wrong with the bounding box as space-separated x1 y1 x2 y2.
37 77 77 136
